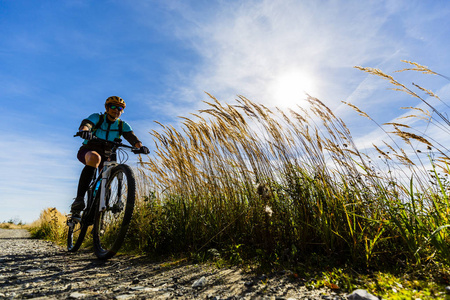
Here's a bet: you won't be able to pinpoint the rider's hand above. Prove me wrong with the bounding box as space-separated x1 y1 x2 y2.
79 130 93 140
140 146 150 154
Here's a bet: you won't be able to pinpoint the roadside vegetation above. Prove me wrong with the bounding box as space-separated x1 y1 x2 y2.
28 61 450 298
0 217 26 229
27 207 67 241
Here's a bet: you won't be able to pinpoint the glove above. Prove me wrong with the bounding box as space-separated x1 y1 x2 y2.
140 146 150 154
79 130 93 140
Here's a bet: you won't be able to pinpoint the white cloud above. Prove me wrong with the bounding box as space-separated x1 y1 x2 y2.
158 0 405 113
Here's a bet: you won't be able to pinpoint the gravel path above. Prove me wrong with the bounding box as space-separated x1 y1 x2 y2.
0 229 347 299
0 229 31 239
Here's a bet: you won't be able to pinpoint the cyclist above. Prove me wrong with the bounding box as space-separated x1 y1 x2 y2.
71 96 149 214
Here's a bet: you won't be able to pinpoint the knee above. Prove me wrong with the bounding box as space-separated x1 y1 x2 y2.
85 151 101 167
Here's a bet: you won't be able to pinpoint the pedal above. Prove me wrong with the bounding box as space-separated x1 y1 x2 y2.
67 220 75 228
68 213 82 223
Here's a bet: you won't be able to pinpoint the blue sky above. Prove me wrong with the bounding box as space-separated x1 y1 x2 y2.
2 0 450 223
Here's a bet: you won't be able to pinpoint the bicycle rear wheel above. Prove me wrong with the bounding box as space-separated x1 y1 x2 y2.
67 195 89 252
93 164 136 259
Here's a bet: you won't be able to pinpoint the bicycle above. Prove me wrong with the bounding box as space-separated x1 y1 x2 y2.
66 133 147 259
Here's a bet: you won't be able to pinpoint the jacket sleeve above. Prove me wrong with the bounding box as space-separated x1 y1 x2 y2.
79 113 100 130
79 119 95 130
123 131 141 147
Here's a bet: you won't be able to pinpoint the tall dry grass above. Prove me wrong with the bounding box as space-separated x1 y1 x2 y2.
128 95 389 266
125 62 450 269
28 207 67 243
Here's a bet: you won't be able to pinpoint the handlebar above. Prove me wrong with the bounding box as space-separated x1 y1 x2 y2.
74 132 148 154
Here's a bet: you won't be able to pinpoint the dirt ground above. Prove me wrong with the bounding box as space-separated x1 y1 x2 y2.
0 229 347 299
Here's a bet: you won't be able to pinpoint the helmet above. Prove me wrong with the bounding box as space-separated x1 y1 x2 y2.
105 96 126 109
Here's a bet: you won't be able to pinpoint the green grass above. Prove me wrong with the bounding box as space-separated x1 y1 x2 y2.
28 61 450 295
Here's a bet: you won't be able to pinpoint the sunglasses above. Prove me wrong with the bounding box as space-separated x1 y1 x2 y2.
109 105 124 111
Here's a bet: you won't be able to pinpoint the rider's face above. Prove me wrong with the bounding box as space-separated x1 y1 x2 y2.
106 105 124 121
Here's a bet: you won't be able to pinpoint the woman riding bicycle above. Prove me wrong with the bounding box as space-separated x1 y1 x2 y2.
71 96 149 214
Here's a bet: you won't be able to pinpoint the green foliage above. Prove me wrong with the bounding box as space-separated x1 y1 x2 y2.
363 271 446 299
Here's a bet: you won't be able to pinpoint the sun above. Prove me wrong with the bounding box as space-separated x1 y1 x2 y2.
269 69 317 109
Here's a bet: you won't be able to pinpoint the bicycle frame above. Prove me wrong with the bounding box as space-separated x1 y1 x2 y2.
99 160 118 211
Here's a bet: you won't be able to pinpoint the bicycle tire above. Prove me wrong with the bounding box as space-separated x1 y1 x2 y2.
93 164 136 259
67 194 89 252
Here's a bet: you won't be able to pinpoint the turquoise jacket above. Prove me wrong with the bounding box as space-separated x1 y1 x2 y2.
82 113 133 144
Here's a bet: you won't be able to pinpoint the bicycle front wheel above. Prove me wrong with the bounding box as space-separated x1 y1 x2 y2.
93 164 136 259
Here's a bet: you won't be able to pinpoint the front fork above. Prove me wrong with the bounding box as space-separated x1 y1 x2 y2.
99 161 118 212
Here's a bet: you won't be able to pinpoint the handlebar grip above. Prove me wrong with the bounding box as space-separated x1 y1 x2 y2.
132 148 150 154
